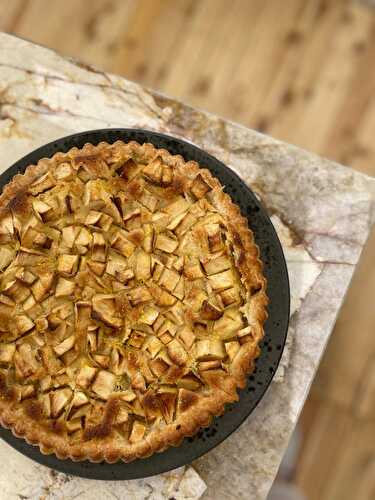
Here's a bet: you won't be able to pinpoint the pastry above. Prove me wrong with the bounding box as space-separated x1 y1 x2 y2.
0 140 267 462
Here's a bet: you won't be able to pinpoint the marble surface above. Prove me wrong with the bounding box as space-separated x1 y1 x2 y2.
0 33 374 500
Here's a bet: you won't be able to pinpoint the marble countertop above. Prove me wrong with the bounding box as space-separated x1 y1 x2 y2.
0 33 374 500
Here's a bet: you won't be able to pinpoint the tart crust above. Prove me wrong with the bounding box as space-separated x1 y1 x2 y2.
0 140 267 462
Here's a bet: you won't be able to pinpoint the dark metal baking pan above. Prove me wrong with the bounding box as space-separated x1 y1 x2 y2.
0 129 290 480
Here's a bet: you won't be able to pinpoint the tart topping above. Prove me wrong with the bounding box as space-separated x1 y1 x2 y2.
0 141 265 457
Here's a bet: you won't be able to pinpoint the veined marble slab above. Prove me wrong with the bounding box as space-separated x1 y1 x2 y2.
0 33 373 500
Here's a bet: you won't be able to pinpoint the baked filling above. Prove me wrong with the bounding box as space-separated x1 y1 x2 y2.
0 140 267 462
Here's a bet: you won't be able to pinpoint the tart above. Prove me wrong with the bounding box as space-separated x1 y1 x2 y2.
0 140 267 462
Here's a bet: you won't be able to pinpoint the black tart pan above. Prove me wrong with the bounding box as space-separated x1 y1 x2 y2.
0 129 290 480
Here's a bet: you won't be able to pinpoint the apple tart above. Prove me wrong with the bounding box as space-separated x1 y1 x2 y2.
0 140 267 462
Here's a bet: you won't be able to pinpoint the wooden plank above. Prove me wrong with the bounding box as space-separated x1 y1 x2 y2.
313 229 375 410
321 7 375 174
170 0 267 114
355 354 375 419
248 0 341 134
297 394 375 500
112 0 197 84
323 417 375 500
348 92 375 176
0 0 27 32
14 0 136 72
263 2 359 151
295 394 351 500
160 0 234 98
215 0 305 125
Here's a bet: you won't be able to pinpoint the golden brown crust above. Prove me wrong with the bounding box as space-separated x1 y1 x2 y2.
0 140 267 462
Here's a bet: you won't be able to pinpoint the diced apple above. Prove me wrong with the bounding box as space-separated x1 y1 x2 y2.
164 196 190 216
111 231 135 257
208 269 234 290
178 327 195 350
139 306 159 325
155 232 178 253
91 370 116 400
92 294 122 328
76 365 97 388
129 420 146 443
158 267 180 292
15 314 34 335
167 339 188 366
57 254 79 275
225 341 241 361
55 277 75 297
29 172 55 195
135 250 151 281
62 226 78 248
206 223 224 253
127 287 152 306
91 232 107 262
145 336 163 358
195 339 226 361
51 388 72 418
190 173 211 199
143 157 162 184
0 247 14 271
75 227 92 246
0 343 15 363
200 300 223 320
71 391 89 408
201 255 231 275
53 335 75 357
55 162 73 180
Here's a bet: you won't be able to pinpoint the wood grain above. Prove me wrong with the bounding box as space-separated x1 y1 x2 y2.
1 0 375 498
